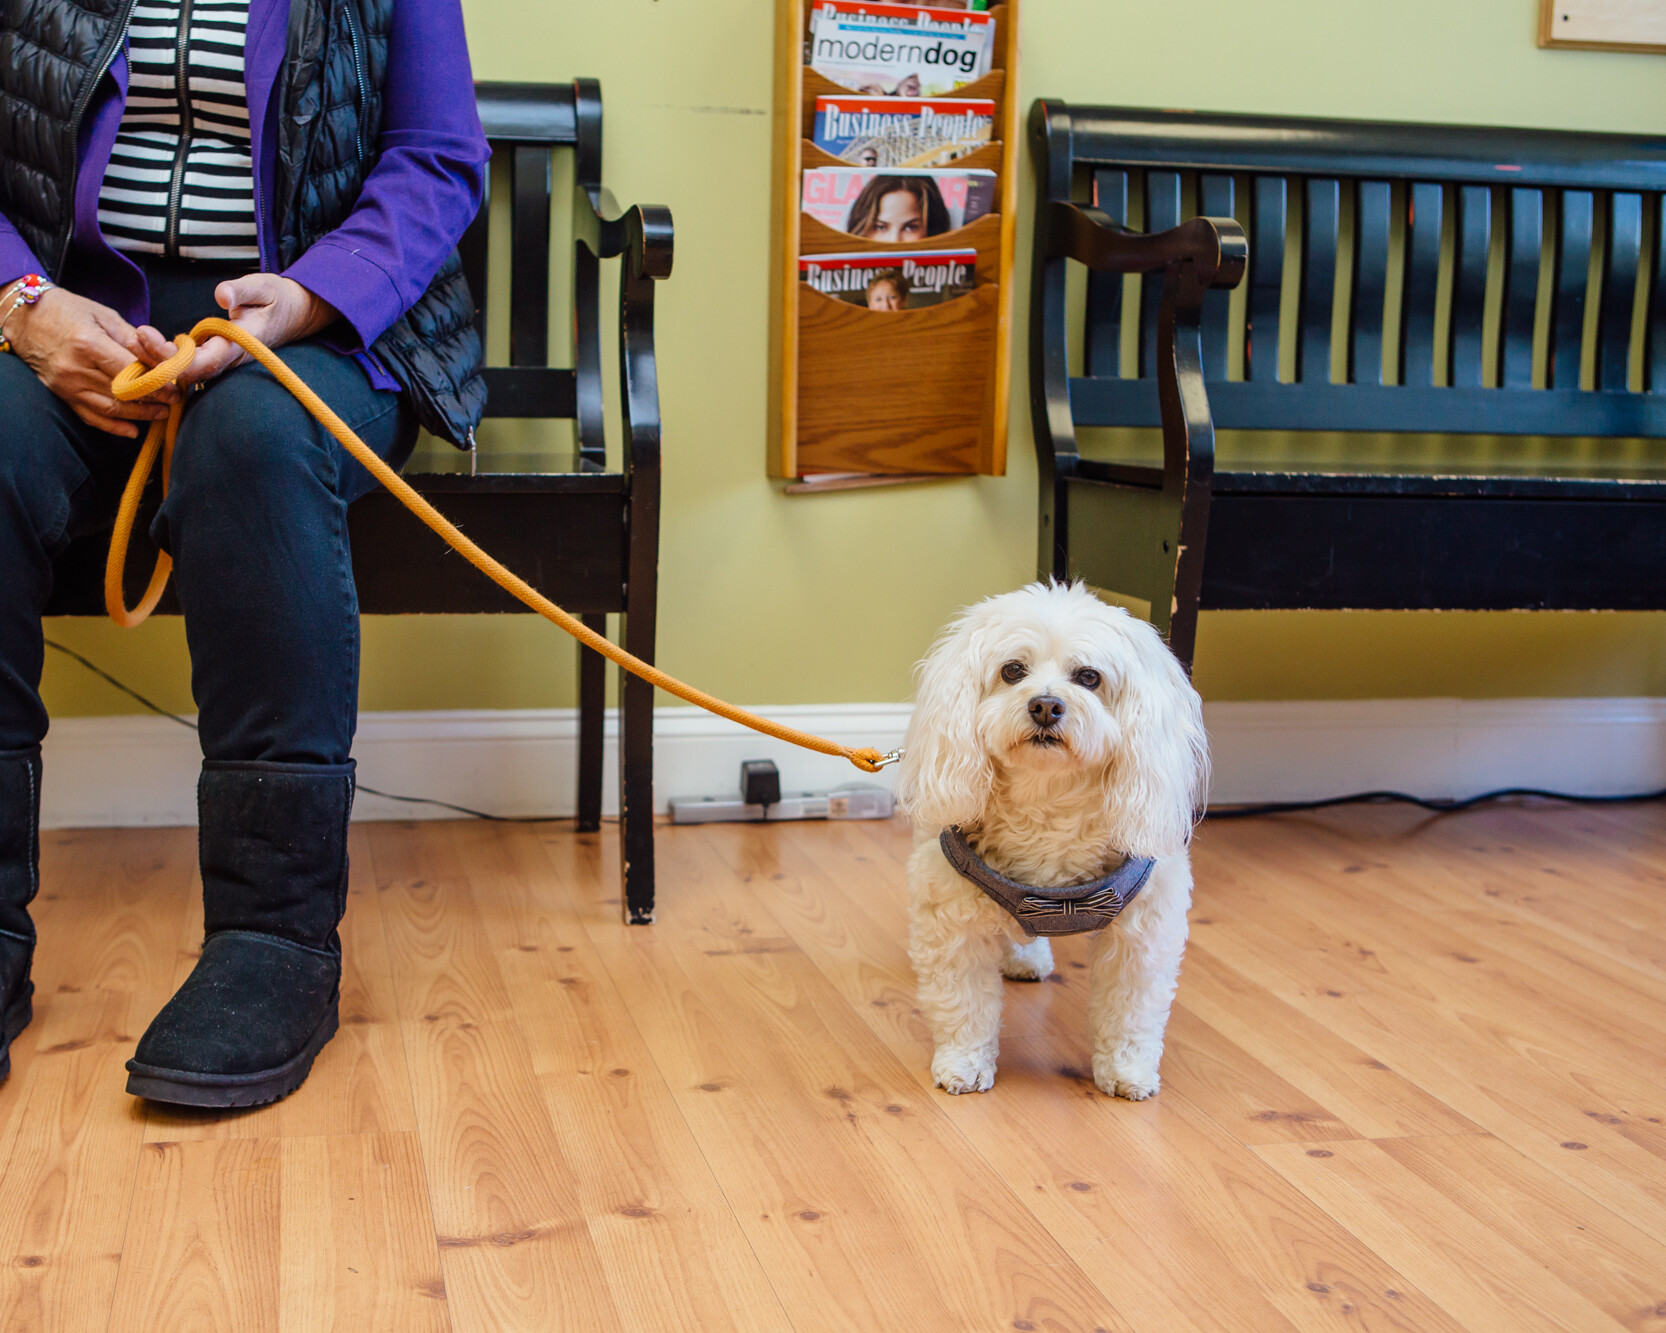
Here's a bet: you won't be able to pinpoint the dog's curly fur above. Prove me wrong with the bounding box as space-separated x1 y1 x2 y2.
896 583 1208 1099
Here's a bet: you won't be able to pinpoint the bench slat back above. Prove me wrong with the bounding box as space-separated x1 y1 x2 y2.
464 82 601 460
1056 106 1666 438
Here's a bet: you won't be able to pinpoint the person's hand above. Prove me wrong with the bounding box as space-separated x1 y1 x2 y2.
173 273 340 387
6 286 178 439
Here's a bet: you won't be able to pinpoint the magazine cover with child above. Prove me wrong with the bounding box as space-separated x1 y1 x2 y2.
805 2 996 97
814 96 995 168
801 167 996 239
800 250 978 310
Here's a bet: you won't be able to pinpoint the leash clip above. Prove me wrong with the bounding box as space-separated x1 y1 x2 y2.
871 748 904 770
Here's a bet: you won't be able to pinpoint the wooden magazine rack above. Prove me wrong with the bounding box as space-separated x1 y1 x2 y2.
772 0 1021 482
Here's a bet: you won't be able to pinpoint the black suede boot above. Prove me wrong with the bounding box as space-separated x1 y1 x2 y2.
0 747 41 1081
126 760 355 1107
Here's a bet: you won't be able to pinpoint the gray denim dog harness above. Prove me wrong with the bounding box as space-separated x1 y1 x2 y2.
939 827 1156 937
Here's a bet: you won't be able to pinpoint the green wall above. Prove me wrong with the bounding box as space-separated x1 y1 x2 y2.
40 0 1666 722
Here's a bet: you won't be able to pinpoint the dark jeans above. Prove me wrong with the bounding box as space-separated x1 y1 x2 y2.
0 257 417 764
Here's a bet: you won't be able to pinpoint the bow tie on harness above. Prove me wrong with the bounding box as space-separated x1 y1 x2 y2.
938 827 1156 937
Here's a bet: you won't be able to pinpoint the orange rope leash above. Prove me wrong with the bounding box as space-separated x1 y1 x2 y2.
108 318 896 774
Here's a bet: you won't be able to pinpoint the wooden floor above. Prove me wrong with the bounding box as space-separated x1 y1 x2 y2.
2 803 1664 1331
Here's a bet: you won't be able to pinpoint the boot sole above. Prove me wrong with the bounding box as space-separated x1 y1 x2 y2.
0 982 34 1082
125 1002 340 1108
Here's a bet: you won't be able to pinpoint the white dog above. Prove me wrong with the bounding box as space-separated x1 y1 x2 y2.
896 582 1208 1099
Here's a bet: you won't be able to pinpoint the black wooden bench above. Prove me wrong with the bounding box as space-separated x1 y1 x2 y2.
45 79 673 924
1029 100 1666 669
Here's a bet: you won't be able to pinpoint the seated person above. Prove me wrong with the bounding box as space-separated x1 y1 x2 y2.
0 0 489 1106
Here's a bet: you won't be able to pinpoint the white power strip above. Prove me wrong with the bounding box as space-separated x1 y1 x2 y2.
668 783 896 825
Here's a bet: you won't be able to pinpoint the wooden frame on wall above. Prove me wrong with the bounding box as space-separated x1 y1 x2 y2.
770 0 1022 483
1539 0 1666 53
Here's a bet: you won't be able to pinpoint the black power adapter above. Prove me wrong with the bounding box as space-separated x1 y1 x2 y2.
739 759 782 810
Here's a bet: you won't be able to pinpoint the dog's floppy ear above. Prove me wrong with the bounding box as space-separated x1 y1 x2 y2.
1105 616 1210 857
897 612 993 832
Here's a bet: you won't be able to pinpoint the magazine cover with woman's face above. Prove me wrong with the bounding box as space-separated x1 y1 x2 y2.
801 168 996 241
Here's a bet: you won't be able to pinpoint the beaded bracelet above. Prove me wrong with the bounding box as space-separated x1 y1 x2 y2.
0 274 55 354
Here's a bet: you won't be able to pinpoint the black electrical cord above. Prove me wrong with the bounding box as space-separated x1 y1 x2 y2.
42 637 571 824
1205 786 1666 820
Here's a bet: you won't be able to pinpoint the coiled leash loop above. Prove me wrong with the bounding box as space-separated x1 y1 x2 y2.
108 318 900 774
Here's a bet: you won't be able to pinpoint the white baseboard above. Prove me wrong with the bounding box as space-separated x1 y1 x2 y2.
36 697 1666 828
37 703 913 828
1203 697 1666 804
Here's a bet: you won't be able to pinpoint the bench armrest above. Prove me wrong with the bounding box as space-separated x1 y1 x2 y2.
575 187 675 281
566 80 674 490
573 184 674 482
1043 200 1246 289
1032 197 1244 498
1044 196 1245 488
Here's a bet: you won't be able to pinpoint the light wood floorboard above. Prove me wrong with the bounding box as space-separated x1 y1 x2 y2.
0 803 1662 1330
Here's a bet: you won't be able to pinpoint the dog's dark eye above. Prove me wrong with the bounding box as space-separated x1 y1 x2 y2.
1072 667 1103 691
1000 661 1027 685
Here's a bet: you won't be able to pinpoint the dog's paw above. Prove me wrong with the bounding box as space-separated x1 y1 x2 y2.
1108 1076 1159 1101
1092 1055 1159 1100
937 1067 996 1095
1000 937 1054 982
933 1049 996 1095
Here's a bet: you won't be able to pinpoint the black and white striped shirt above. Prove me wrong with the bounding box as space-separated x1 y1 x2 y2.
98 0 259 261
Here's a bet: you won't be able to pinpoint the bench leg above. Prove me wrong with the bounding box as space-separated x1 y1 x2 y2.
1127 508 1204 674
575 615 606 833
1147 579 1200 673
1152 497 1207 674
618 610 656 925
1161 445 1212 675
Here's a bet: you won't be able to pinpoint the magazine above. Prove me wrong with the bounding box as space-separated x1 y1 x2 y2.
813 96 995 168
801 167 996 239
800 250 977 309
805 2 996 97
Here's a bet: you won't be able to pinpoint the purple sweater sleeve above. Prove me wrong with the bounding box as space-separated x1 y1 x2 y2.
0 218 46 289
281 0 490 349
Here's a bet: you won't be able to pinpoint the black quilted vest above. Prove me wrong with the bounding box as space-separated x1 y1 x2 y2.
0 0 485 446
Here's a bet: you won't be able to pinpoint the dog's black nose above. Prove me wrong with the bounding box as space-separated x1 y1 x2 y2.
1028 694 1067 728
